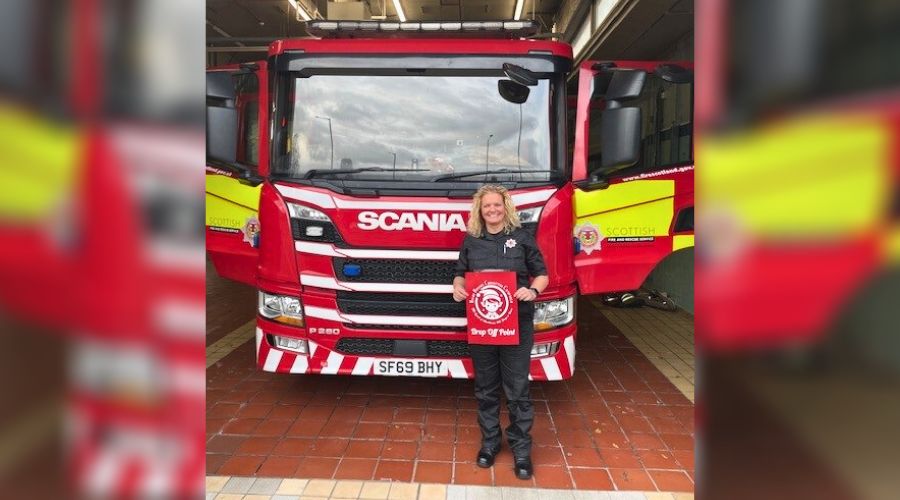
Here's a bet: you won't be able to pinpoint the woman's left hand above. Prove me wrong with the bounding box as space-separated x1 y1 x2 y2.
515 287 538 302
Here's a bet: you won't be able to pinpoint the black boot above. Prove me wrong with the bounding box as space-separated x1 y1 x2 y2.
476 445 501 468
514 456 533 479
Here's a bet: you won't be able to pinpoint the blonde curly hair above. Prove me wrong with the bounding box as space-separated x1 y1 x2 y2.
467 184 521 237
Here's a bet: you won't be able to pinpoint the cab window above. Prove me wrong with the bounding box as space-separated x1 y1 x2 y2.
235 73 259 170
587 72 693 177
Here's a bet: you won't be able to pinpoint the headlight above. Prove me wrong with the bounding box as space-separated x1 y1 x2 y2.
533 296 574 331
287 203 331 222
517 206 543 224
258 291 304 326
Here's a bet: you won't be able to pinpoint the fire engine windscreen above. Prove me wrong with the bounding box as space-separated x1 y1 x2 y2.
280 75 553 180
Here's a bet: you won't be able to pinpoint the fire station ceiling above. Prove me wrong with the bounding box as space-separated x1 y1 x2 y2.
206 0 693 64
206 0 561 38
578 0 693 61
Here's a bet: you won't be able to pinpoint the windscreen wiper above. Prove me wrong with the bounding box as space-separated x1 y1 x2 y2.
432 169 555 182
304 167 430 179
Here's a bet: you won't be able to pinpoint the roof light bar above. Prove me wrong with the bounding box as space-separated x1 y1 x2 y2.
357 21 380 31
306 20 539 39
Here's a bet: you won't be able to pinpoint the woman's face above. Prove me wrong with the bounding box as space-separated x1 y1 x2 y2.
480 192 505 228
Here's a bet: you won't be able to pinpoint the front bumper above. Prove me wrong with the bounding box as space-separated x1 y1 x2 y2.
255 321 577 381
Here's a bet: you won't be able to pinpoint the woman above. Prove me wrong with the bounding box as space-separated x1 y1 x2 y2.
452 184 549 480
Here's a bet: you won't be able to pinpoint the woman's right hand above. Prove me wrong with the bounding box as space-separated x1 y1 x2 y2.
452 282 468 302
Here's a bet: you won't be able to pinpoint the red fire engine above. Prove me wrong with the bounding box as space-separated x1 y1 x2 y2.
206 21 695 380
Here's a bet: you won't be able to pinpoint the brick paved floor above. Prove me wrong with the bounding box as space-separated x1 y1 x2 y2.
206 259 256 346
597 302 695 402
207 293 694 492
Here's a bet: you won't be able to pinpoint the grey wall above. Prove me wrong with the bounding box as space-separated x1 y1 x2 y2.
643 247 694 314
661 31 694 61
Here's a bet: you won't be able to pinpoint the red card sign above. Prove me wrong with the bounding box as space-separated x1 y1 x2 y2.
465 271 519 345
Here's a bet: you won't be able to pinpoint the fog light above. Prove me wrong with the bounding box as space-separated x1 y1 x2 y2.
273 336 309 354
530 341 560 358
306 226 324 237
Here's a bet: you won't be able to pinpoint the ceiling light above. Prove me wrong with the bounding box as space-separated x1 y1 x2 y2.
392 0 406 22
514 0 525 20
288 0 312 21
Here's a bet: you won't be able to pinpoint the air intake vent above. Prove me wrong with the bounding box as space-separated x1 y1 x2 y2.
335 338 470 357
337 291 464 317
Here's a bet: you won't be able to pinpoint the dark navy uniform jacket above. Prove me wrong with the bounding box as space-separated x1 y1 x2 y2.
454 227 547 313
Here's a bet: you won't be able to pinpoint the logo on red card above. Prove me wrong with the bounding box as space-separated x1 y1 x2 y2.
469 281 514 325
465 271 519 345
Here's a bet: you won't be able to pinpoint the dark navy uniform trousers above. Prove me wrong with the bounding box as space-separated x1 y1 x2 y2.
469 306 534 458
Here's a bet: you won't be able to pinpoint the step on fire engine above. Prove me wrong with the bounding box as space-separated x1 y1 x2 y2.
206 20 694 380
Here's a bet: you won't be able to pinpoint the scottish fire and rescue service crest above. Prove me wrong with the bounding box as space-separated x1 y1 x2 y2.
574 222 603 255
242 216 260 247
469 281 514 325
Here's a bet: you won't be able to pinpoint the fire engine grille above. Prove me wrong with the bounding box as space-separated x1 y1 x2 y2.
291 218 347 246
336 291 464 317
335 338 393 355
333 258 456 284
335 338 470 357
428 340 471 357
347 323 466 332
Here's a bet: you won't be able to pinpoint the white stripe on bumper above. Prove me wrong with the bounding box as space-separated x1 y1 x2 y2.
290 355 309 374
274 184 336 208
296 241 459 260
351 358 374 375
540 357 563 380
563 335 576 374
320 351 345 374
263 349 283 371
446 360 469 379
300 274 453 293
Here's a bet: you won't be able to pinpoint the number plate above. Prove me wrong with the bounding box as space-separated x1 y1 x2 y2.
373 359 448 377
